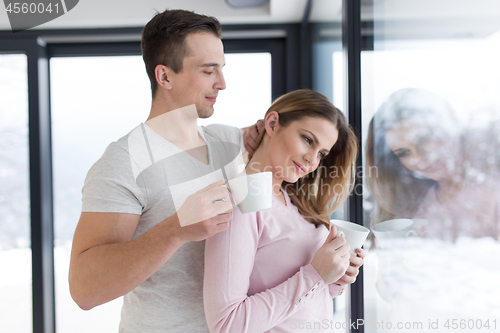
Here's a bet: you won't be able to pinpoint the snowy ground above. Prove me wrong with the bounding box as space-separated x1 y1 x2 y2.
363 237 500 333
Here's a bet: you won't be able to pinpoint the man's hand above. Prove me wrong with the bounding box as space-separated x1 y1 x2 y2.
334 248 366 285
175 179 233 242
243 119 264 159
311 225 351 284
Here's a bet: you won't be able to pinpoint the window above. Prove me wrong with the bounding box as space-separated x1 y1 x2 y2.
0 53 32 332
198 52 272 128
361 3 500 331
51 55 150 332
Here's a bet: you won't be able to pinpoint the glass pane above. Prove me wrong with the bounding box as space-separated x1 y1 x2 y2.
51 55 151 332
311 1 348 330
198 52 272 128
0 54 32 332
362 2 500 332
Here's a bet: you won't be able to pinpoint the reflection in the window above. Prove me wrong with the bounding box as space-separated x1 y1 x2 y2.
362 20 500 333
0 54 32 332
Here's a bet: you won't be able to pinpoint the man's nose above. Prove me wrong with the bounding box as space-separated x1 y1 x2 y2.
215 72 226 90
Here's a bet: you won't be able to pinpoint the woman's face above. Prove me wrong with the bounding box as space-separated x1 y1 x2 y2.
265 115 339 184
385 117 458 181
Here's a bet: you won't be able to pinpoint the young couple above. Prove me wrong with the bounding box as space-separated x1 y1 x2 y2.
68 9 365 333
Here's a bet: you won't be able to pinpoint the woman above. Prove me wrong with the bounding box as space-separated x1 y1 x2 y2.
366 88 500 241
203 89 366 332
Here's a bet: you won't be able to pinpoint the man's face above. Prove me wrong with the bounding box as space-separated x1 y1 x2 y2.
169 32 226 118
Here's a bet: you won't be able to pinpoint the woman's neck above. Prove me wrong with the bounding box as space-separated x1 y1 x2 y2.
246 146 284 198
435 178 462 204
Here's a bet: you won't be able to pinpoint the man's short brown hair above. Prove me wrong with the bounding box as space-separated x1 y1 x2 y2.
141 9 222 98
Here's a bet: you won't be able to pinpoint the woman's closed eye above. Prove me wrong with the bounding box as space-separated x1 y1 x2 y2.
395 149 411 158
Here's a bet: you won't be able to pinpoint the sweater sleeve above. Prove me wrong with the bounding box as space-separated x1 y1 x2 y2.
328 283 345 297
204 208 326 333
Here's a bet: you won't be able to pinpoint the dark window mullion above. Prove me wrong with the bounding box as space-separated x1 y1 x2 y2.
342 0 364 332
28 39 56 333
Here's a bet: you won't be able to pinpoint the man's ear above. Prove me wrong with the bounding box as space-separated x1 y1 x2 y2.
265 111 280 138
155 64 172 90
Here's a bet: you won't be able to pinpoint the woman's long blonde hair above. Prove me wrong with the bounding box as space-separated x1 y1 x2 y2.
252 89 358 228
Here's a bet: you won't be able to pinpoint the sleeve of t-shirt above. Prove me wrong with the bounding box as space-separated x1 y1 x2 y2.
204 123 244 153
204 208 327 333
81 143 147 215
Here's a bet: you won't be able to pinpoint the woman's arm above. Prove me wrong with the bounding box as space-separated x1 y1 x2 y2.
204 210 327 333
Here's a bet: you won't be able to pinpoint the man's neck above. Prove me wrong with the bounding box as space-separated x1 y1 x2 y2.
146 102 202 148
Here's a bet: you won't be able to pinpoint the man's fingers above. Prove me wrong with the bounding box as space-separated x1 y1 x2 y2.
212 200 233 216
205 183 231 203
215 221 230 233
256 119 264 134
246 134 258 149
212 211 232 225
202 179 226 192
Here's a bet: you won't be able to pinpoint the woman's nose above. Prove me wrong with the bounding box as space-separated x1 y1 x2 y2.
304 153 318 167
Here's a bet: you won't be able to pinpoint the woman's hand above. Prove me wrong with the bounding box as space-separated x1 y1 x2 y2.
311 226 351 284
333 248 366 285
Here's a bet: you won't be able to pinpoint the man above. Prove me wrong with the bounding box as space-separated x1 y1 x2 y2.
69 8 363 333
69 9 254 332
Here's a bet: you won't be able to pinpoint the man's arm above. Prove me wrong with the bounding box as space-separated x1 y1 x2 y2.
69 212 179 310
69 179 232 310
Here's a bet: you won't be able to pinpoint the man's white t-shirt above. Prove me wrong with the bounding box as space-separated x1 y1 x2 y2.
81 123 244 332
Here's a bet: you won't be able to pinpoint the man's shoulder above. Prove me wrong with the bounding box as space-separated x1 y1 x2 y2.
203 124 242 142
89 124 147 172
101 124 145 156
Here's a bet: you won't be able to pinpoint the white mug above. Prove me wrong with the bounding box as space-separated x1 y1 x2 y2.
228 172 273 214
371 218 416 248
330 219 370 255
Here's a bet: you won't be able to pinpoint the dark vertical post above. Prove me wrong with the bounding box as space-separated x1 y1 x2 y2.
300 0 314 89
285 24 300 92
342 0 364 332
28 37 56 333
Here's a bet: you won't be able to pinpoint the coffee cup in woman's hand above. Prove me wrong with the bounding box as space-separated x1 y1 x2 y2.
311 226 351 284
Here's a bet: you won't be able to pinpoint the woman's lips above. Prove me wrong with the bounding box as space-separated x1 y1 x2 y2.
421 160 440 173
293 161 306 174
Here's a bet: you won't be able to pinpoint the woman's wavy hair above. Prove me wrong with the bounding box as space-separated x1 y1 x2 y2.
252 89 358 229
365 88 460 225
